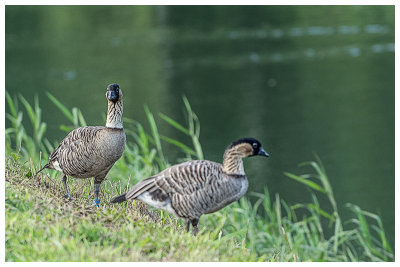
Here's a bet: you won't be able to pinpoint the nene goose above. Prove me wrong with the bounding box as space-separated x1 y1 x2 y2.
111 137 269 234
37 83 126 206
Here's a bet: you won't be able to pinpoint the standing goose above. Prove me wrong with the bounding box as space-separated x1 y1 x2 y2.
37 83 126 206
111 137 269 234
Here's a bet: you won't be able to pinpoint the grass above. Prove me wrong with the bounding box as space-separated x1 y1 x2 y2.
5 92 394 261
6 158 259 261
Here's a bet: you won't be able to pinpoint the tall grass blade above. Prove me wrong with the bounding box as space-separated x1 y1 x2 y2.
182 96 203 160
284 172 327 193
78 110 87 126
159 135 197 156
159 113 190 136
46 92 74 122
5 91 18 118
18 95 36 130
144 105 166 169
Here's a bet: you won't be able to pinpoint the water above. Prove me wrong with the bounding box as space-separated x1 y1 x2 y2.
5 6 395 248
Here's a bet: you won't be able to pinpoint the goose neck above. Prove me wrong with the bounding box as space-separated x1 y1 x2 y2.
221 149 245 176
105 99 123 129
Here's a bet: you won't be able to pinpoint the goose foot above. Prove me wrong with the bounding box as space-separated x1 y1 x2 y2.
192 226 199 236
92 198 100 207
186 218 199 235
64 193 71 201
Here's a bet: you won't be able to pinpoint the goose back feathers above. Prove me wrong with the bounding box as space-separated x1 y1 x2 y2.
111 137 269 232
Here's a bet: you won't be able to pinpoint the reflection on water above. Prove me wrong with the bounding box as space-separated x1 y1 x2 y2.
5 6 395 248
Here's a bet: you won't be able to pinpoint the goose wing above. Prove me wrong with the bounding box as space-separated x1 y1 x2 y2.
125 160 220 200
48 126 105 175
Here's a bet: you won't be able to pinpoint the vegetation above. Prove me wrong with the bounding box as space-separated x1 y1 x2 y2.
5 92 394 261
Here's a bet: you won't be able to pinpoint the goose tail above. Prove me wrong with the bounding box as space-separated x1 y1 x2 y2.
111 177 157 204
111 193 127 203
35 163 49 176
126 177 156 200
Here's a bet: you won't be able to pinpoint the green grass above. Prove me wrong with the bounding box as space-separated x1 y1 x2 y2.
5 92 394 261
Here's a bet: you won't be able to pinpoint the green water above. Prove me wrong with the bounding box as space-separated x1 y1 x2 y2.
5 6 395 248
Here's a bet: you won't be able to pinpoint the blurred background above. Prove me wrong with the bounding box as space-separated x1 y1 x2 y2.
5 6 394 247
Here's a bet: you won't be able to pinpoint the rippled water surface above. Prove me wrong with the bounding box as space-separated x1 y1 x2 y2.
5 6 395 247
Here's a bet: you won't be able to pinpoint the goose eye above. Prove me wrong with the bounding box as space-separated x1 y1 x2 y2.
252 143 258 149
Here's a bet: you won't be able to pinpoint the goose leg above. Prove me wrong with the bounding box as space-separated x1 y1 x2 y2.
186 220 191 232
191 218 199 236
92 181 101 207
62 175 71 201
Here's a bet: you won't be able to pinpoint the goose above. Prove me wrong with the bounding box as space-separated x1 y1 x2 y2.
111 137 269 234
36 83 126 206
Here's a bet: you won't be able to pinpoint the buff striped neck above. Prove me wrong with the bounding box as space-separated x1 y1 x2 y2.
106 99 123 129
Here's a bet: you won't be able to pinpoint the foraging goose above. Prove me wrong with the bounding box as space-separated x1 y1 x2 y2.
37 83 126 206
111 137 269 234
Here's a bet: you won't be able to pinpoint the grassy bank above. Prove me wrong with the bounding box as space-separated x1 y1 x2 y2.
5 92 394 261
6 158 261 261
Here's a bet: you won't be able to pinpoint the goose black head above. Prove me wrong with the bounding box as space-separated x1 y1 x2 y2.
227 137 270 158
106 83 121 103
